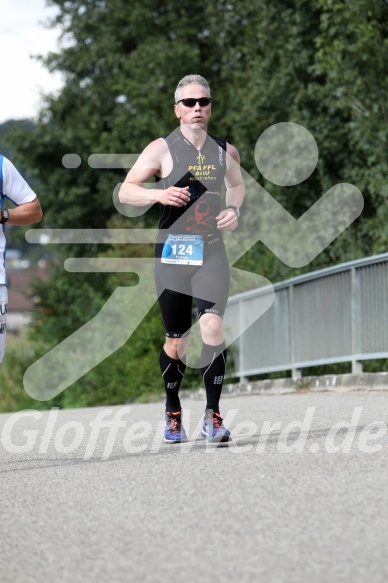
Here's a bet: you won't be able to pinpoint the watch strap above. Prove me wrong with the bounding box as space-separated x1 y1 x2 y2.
226 205 240 218
0 208 9 224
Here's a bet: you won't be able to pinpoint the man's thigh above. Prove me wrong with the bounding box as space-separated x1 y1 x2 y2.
192 252 230 318
157 288 193 338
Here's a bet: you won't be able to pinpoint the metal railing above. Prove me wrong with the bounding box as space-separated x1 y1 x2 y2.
226 253 388 380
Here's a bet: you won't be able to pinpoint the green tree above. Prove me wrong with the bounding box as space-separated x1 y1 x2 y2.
311 0 388 254
7 0 232 406
4 0 388 407
205 0 388 278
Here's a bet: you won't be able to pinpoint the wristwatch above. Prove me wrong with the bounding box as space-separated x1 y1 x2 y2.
0 209 9 224
226 205 240 218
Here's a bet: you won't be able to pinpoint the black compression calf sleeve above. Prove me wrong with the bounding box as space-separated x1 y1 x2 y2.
200 342 227 414
159 348 186 412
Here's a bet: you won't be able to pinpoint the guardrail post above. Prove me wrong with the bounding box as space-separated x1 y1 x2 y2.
289 284 302 380
351 266 363 374
238 298 248 383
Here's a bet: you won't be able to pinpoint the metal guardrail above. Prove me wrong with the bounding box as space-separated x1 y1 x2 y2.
227 253 388 380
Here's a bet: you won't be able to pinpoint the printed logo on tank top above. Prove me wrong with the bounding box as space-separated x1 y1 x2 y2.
158 131 226 233
187 153 218 182
218 146 224 166
186 200 215 233
183 151 221 233
174 171 219 235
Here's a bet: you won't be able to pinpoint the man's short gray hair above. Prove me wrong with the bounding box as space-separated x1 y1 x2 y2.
174 75 211 103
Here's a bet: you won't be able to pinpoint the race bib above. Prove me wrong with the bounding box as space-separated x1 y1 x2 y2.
161 234 204 265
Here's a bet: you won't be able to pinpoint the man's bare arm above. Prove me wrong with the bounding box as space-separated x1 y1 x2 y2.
6 198 43 226
118 138 190 208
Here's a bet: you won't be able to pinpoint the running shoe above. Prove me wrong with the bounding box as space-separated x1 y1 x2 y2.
201 410 231 442
164 411 188 444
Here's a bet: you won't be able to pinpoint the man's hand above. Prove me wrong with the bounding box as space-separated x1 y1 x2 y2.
159 186 191 207
216 208 238 231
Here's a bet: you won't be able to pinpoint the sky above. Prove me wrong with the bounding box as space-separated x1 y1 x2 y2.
0 0 63 123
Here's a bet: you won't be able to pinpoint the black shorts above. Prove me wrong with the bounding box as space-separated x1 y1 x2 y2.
155 233 230 338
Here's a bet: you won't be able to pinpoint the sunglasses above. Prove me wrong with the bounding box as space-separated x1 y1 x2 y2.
176 97 211 108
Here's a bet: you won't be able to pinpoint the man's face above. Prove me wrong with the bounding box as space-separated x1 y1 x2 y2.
174 83 211 130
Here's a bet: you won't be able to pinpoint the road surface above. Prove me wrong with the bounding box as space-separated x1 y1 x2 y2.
1 390 387 582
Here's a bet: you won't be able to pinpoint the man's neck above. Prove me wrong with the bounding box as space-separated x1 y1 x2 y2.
179 123 208 150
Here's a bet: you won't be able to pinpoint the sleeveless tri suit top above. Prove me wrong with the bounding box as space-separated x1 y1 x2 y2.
156 128 227 236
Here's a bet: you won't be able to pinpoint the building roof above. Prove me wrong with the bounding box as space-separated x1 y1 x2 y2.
6 267 49 312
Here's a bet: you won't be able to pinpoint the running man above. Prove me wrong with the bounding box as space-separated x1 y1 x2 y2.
0 155 43 364
119 74 244 443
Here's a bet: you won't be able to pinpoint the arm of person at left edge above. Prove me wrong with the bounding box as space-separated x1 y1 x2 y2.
4 198 43 226
216 143 245 232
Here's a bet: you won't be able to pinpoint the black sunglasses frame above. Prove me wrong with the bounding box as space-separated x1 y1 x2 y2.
176 97 212 107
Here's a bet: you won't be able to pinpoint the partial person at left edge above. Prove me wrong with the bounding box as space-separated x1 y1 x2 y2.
0 154 43 364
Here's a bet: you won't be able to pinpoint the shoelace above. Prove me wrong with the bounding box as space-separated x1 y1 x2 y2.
211 413 223 429
167 412 181 433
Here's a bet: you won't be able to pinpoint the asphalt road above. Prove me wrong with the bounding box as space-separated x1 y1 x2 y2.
1 390 388 583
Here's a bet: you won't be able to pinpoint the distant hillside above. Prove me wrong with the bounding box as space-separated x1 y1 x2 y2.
0 118 35 161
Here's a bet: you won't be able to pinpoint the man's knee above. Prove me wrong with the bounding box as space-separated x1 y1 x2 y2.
199 313 224 343
163 336 190 360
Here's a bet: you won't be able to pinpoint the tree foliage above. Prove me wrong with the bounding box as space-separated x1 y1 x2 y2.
3 0 388 408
